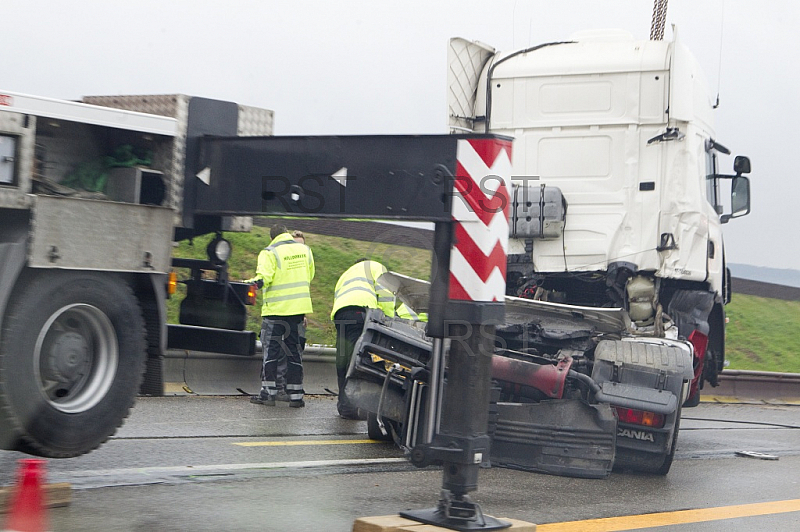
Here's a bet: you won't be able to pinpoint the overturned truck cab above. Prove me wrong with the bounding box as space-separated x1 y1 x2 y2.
344 274 693 478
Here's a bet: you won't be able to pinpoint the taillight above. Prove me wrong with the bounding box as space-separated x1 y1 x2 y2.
246 283 258 305
167 271 178 296
614 407 665 428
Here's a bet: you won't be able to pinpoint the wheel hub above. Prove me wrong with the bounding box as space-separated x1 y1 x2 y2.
47 331 90 383
34 303 119 413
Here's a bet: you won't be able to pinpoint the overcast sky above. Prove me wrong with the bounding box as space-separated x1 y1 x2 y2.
3 1 798 270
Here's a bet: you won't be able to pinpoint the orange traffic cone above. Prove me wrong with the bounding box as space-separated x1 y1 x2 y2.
3 459 48 532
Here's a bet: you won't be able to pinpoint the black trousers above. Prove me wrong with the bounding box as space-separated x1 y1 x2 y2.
261 314 305 401
333 306 366 414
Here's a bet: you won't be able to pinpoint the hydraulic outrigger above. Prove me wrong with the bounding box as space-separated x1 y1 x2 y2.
198 129 514 530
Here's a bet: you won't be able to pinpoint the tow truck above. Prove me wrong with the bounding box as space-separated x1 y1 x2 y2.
0 88 514 529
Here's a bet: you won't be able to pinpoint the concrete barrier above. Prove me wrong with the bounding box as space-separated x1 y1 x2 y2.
709 370 800 403
162 346 338 396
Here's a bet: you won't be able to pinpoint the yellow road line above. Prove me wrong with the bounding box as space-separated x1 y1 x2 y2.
234 439 384 447
537 498 800 531
701 395 800 405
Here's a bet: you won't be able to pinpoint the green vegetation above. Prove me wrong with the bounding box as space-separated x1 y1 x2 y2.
168 224 431 345
169 225 800 373
724 293 800 373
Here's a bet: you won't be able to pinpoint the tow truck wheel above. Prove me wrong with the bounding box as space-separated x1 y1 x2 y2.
0 271 146 458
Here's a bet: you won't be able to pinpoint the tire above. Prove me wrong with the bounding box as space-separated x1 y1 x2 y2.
654 404 682 475
367 412 394 442
683 388 700 407
615 404 682 475
0 271 147 457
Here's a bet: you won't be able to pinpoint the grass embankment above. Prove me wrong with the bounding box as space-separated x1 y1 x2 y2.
169 225 800 373
168 224 430 345
725 294 800 373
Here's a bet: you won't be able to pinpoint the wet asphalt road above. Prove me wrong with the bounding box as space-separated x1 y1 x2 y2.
1 394 800 532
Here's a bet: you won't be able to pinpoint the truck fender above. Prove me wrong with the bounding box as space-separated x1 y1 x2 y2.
131 272 169 396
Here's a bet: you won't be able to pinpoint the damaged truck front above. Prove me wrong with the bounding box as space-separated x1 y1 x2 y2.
345 28 753 478
345 273 693 477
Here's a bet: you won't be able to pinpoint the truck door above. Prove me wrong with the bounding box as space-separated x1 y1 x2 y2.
705 143 725 294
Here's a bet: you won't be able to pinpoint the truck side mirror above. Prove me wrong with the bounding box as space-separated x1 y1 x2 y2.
721 175 751 223
733 155 751 175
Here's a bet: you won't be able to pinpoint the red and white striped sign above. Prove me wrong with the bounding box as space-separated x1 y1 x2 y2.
449 138 512 302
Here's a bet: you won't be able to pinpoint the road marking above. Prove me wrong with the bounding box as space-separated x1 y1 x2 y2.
234 439 385 447
702 395 800 405
536 498 800 531
57 457 409 479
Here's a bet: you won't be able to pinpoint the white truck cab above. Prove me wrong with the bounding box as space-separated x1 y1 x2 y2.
448 28 752 404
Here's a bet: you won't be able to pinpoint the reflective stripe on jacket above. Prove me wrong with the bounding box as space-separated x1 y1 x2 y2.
331 260 395 319
396 302 428 322
254 233 315 316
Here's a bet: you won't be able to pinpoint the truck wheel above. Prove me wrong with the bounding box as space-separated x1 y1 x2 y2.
683 388 700 407
0 271 146 457
654 405 682 475
616 404 682 475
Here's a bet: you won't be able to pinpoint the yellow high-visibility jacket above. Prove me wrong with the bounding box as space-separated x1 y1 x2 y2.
396 302 428 322
331 260 395 319
251 233 315 316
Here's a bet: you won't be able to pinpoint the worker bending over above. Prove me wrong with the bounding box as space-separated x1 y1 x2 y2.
331 258 395 419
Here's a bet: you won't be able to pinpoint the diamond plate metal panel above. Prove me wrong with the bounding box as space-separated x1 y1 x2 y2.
237 104 273 136
82 94 184 119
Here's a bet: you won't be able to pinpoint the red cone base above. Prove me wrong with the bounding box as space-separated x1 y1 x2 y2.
3 459 48 532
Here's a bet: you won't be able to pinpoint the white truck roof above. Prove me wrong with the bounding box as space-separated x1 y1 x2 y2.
491 31 671 78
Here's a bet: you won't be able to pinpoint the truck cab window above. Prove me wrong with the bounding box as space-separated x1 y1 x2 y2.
705 148 721 213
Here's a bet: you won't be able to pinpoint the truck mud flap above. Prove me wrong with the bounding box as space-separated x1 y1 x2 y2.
489 399 616 479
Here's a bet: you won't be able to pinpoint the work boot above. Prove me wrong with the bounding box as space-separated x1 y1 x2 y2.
276 389 291 402
289 399 305 408
337 405 366 420
250 393 276 406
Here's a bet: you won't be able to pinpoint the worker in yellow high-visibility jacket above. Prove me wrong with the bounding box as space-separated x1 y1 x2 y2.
247 224 315 408
331 258 394 419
